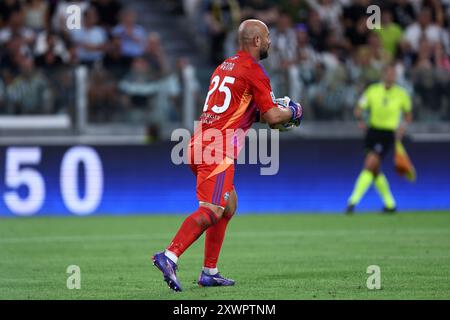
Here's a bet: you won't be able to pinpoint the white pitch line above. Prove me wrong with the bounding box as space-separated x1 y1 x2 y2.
0 229 449 244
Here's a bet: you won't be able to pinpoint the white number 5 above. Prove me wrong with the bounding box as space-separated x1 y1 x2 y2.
3 147 45 215
203 75 235 114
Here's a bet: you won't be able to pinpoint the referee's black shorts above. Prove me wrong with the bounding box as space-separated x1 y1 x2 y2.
364 128 395 159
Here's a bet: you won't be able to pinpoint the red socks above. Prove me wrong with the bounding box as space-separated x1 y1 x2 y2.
166 206 235 268
204 214 232 268
167 206 218 257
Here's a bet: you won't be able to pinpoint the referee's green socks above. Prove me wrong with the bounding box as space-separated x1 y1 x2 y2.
374 173 396 209
348 169 374 206
349 169 396 209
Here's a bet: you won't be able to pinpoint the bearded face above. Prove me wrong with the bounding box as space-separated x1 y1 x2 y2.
259 39 270 60
259 46 268 60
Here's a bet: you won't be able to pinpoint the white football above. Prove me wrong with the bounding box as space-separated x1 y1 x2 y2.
271 96 295 131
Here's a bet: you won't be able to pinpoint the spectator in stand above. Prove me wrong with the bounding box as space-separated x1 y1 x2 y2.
90 0 122 30
367 32 392 69
0 77 6 109
0 77 5 113
103 35 131 79
112 8 147 59
411 39 440 115
277 0 308 24
268 12 297 70
143 32 169 81
119 57 158 110
422 0 445 27
402 7 446 54
296 23 319 70
434 42 450 74
351 46 383 88
306 0 343 35
306 10 328 52
0 0 22 28
70 6 107 67
34 31 73 115
411 38 449 118
5 58 52 114
0 35 31 76
344 15 370 48
443 1 450 28
432 42 450 119
391 0 417 29
203 0 241 65
240 0 279 26
181 0 202 22
342 0 369 32
374 9 403 58
34 28 69 61
294 23 319 103
119 56 180 124
308 62 351 120
0 10 36 48
23 0 49 32
267 11 298 97
35 31 65 70
88 66 118 122
321 31 347 70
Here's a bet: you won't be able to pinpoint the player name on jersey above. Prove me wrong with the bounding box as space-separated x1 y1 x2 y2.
220 61 235 71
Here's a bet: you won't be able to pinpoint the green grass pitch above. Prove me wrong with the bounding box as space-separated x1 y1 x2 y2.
1 212 450 300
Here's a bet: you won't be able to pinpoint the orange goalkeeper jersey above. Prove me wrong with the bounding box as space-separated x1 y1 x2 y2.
190 50 278 161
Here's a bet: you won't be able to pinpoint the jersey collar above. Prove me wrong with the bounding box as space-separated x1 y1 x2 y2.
236 50 257 63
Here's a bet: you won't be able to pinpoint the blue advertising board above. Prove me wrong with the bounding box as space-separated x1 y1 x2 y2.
0 139 449 216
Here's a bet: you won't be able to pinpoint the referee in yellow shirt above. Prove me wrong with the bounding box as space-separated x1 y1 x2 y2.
346 63 413 213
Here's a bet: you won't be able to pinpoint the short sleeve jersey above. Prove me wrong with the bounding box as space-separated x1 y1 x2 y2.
191 50 277 159
358 82 411 131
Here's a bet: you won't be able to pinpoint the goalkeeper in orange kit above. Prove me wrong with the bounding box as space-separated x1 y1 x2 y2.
151 19 303 292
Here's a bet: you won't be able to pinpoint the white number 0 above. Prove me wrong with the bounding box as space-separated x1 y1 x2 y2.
203 75 235 114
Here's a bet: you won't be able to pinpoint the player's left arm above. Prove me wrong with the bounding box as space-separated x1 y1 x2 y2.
264 106 298 127
355 87 371 130
253 104 294 126
398 90 413 139
256 106 297 125
256 110 266 123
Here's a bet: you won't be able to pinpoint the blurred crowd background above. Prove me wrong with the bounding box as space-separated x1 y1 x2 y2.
0 0 449 139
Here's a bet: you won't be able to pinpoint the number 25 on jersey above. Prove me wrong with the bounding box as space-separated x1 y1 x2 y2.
203 76 235 114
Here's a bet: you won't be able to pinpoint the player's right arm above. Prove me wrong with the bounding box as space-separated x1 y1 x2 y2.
354 87 370 130
354 107 366 130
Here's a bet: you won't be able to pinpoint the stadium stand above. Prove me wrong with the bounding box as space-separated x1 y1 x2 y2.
0 0 449 140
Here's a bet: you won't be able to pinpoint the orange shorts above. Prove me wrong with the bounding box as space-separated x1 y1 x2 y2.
188 148 235 208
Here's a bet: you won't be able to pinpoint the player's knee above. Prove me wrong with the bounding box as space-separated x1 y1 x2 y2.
223 203 237 219
365 164 379 175
365 153 380 174
200 202 224 220
223 191 237 219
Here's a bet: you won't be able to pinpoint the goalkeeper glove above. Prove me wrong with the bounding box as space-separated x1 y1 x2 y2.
274 96 303 125
288 100 303 127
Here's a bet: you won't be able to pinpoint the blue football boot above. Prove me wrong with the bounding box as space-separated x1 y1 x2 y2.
197 271 235 287
152 252 182 292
